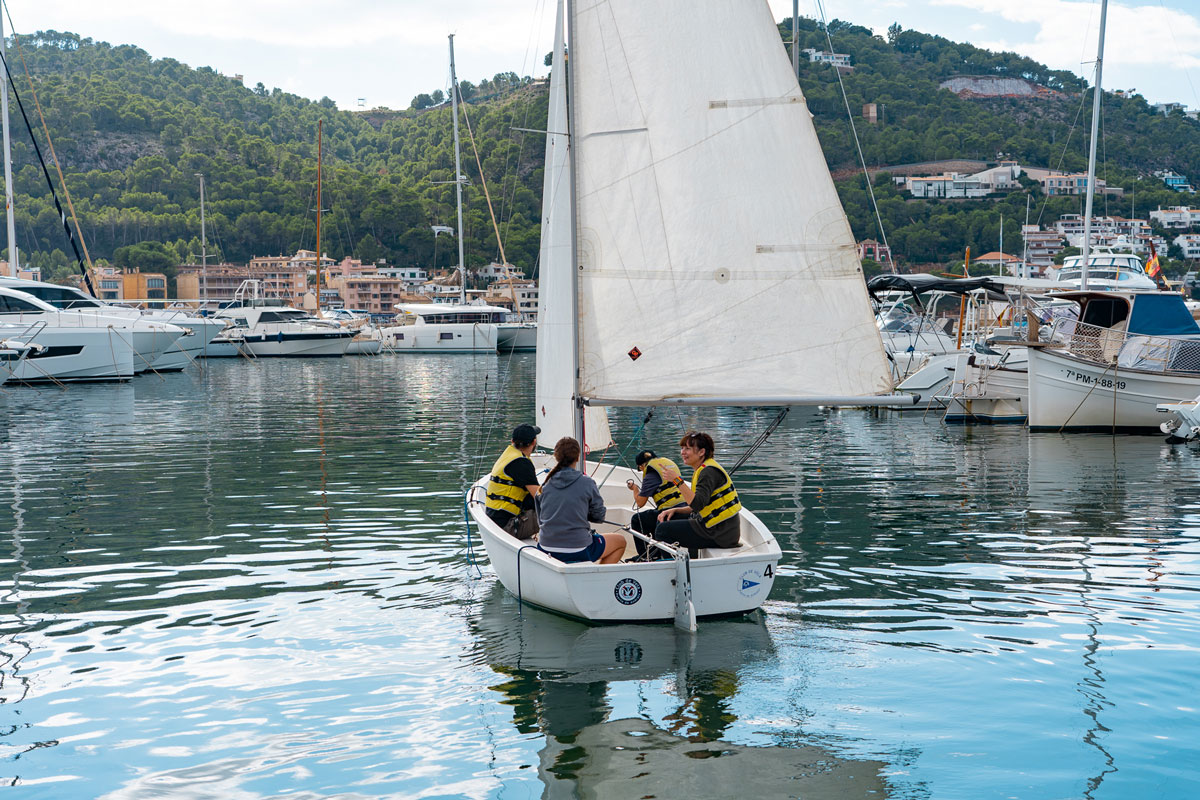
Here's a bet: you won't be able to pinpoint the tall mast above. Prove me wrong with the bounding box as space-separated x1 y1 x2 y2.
316 118 323 312
791 0 799 79
565 0 585 445
449 34 467 306
196 172 207 307
1080 0 1108 292
1 11 16 277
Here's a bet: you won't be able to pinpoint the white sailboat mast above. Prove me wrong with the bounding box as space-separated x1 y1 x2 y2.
1080 0 1108 292
565 0 585 444
1 12 17 277
196 172 207 305
449 34 467 306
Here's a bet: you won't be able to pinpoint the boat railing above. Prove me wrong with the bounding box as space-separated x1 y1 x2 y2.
1050 318 1200 374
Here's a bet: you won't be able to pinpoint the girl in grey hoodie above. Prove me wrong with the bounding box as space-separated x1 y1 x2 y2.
536 438 626 564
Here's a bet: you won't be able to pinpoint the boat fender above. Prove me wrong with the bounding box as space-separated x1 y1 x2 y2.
277 331 285 344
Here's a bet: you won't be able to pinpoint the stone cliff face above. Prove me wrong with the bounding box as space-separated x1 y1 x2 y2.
940 76 1064 99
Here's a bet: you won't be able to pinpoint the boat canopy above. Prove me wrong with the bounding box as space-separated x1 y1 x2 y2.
1128 293 1200 336
867 274 1008 302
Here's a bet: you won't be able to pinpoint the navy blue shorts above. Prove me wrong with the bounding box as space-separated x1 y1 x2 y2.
542 532 607 563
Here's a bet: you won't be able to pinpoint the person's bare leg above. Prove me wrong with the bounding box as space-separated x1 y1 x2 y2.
598 534 625 564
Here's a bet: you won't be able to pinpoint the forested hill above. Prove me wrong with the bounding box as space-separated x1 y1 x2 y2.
6 22 1200 282
5 30 547 280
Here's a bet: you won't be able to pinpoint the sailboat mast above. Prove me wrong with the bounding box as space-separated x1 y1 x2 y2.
196 172 207 307
0 11 16 277
564 0 585 445
449 34 467 306
1080 0 1108 292
316 118 323 312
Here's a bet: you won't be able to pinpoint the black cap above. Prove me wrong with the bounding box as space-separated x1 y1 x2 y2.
512 424 541 445
635 450 656 469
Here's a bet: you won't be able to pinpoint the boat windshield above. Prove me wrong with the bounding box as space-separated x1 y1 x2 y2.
18 285 104 309
419 311 506 324
258 310 315 323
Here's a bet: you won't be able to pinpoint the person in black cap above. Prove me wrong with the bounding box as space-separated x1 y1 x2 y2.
485 423 542 539
626 449 687 557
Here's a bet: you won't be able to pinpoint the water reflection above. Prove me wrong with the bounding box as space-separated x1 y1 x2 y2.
470 585 889 797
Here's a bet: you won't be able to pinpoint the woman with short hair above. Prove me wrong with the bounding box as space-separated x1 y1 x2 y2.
647 431 742 558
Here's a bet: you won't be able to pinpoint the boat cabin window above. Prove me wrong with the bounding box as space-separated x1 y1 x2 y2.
421 311 504 324
0 295 45 313
19 285 103 308
440 332 454 340
1080 297 1129 329
257 310 311 323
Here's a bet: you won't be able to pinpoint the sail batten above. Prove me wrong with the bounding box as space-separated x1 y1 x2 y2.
570 0 892 404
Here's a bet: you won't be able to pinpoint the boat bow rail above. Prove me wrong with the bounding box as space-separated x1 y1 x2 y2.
1049 318 1200 374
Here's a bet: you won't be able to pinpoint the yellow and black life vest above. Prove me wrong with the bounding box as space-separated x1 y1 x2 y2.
486 445 533 516
644 457 685 509
691 458 741 528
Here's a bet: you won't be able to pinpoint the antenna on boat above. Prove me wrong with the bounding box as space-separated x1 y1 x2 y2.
449 34 467 307
0 7 14 277
315 118 324 316
195 172 207 310
1079 0 1108 292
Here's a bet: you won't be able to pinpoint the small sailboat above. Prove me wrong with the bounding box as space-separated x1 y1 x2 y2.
467 0 903 630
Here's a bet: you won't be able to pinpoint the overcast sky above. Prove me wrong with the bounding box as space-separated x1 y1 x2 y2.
6 0 1200 111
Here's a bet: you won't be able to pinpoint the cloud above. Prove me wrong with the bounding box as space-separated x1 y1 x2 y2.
930 0 1200 71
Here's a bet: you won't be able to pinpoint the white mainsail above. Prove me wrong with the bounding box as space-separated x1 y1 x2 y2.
570 0 892 404
535 0 613 450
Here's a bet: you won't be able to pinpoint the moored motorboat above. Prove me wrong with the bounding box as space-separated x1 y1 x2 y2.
1026 290 1200 431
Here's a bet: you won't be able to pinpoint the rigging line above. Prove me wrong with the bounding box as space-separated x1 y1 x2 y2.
813 0 897 274
6 17 95 273
1156 0 1199 108
729 407 789 474
592 408 656 488
0 48 95 293
1033 77 1091 230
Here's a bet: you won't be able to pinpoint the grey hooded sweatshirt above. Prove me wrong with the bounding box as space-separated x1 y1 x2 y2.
536 466 606 552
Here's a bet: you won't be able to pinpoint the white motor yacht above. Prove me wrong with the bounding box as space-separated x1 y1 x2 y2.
212 305 352 357
0 289 137 381
0 277 223 371
1046 249 1157 291
380 303 501 353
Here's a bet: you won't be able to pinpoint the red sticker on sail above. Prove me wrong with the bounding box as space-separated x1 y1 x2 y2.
628 347 642 361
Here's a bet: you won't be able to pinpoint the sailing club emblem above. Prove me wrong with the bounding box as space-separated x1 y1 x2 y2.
627 346 642 361
614 577 642 605
738 570 762 597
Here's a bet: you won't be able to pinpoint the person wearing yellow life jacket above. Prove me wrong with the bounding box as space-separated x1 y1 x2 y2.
644 431 742 558
625 449 687 552
485 424 543 540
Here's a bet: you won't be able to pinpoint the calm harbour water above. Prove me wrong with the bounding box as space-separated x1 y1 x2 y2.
1 353 1198 799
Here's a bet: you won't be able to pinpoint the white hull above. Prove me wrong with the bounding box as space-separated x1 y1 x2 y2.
239 332 350 357
497 323 537 352
346 337 382 355
941 352 1029 423
147 319 226 371
381 322 497 353
0 324 135 382
468 456 780 624
198 338 243 358
1027 346 1200 431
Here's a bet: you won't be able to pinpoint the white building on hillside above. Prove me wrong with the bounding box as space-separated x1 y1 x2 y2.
801 48 851 68
1175 233 1200 260
1150 206 1199 229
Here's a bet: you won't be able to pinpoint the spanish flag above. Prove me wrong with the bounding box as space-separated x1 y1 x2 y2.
1146 253 1161 278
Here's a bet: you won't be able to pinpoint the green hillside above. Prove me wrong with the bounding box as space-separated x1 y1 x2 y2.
4 21 1200 284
